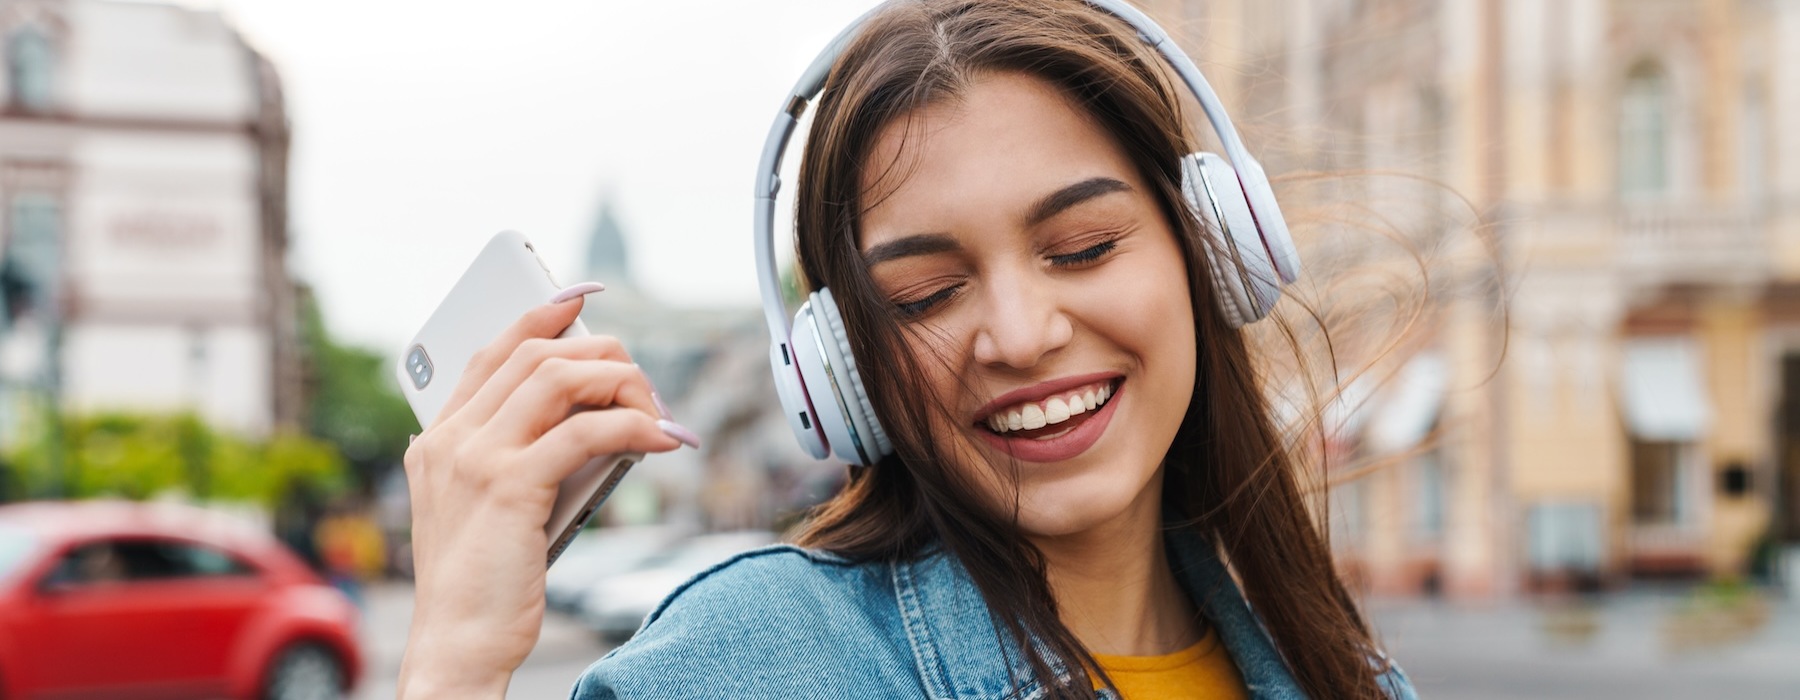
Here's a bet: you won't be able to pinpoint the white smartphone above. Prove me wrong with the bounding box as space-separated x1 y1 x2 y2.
395 230 641 567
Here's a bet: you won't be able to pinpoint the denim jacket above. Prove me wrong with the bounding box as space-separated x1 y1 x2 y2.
570 528 1417 699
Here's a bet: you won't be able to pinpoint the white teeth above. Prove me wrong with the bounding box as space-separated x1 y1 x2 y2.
982 381 1116 434
1021 404 1047 430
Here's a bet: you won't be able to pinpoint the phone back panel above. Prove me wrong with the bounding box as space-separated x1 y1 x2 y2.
397 230 637 566
398 230 582 425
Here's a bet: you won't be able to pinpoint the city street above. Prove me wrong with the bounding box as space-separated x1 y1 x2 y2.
1370 592 1800 699
355 582 1800 698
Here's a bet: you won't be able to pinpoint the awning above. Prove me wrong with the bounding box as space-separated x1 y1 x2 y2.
1619 337 1712 441
1368 352 1448 453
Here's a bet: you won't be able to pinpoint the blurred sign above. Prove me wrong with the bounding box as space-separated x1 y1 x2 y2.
108 211 222 250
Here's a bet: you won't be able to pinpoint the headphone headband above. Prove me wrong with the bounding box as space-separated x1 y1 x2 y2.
756 0 1294 343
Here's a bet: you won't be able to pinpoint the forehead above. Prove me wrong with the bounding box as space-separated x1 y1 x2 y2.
858 72 1142 250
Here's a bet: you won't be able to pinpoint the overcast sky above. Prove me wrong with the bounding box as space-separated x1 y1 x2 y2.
197 0 874 351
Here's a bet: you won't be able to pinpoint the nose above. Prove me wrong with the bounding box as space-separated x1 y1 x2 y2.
971 267 1073 371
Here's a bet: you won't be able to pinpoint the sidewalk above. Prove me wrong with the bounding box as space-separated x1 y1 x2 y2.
1370 590 1800 699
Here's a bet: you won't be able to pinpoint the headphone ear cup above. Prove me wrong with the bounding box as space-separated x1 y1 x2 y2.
1233 156 1302 284
781 299 834 460
1181 152 1281 327
814 288 892 462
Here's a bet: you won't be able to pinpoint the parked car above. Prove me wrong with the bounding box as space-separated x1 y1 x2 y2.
544 525 686 614
0 500 362 700
579 531 778 643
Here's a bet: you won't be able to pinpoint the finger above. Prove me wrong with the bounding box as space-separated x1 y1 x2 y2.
452 334 632 428
489 358 660 441
517 408 683 485
434 288 595 425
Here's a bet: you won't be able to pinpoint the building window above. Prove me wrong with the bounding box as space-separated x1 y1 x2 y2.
1618 61 1670 196
6 25 54 112
1630 439 1692 526
1618 336 1710 530
1526 501 1604 576
1 194 60 324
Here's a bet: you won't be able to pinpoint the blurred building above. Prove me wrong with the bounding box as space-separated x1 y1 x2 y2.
575 198 836 532
0 0 300 446
1145 0 1800 596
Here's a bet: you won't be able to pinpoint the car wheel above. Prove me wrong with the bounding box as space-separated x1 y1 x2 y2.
263 643 344 700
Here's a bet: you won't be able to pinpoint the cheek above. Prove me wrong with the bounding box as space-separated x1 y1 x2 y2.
1093 249 1197 361
893 334 1030 512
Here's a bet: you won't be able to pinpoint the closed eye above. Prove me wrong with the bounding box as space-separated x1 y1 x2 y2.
1049 239 1117 267
894 284 961 318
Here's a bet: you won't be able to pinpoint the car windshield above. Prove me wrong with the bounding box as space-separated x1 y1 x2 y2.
0 525 37 579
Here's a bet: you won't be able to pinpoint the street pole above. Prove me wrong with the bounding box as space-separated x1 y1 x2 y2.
43 317 62 499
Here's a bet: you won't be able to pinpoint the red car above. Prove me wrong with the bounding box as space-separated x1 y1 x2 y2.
0 500 361 700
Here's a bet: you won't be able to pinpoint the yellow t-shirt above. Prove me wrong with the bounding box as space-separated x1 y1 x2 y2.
1090 627 1248 700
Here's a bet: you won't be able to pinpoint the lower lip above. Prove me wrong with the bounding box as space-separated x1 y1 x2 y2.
976 382 1123 464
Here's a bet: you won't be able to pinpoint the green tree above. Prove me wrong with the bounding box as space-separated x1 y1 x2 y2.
3 411 347 506
298 288 418 488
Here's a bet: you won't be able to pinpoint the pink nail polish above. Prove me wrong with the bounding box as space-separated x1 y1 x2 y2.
658 420 701 449
636 365 674 420
652 391 674 421
549 282 606 304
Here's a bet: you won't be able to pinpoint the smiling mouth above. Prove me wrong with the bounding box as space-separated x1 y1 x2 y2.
976 378 1121 441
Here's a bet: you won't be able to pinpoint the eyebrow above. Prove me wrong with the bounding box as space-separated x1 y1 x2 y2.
863 233 960 266
1024 176 1132 227
860 176 1133 266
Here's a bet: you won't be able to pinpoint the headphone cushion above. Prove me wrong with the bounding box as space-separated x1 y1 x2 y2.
1180 152 1281 327
816 288 893 461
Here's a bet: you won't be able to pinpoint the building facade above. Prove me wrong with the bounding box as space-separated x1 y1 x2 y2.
1140 0 1800 597
0 0 299 446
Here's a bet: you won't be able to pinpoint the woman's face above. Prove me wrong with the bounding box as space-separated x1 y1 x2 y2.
859 71 1197 538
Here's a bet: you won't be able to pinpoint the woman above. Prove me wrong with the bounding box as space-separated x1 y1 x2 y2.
399 1 1417 698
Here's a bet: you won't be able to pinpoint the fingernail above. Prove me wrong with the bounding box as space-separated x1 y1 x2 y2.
549 282 606 304
408 434 417 445
636 365 674 420
657 419 701 449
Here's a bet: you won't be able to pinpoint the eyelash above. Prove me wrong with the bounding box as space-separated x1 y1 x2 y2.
895 286 959 318
891 238 1121 319
1049 238 1118 267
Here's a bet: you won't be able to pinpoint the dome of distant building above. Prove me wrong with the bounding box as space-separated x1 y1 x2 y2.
585 200 632 288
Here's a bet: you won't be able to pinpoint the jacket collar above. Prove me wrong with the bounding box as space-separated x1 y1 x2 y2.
891 529 1306 700
1164 527 1307 699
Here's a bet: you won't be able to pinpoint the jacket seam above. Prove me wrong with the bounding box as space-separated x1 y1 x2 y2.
893 559 958 700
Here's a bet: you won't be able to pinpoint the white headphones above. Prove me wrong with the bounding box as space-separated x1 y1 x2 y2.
754 0 1302 465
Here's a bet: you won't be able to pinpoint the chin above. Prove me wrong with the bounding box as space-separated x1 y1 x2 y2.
1011 462 1163 539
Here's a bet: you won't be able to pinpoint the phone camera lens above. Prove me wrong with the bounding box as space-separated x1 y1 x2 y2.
407 345 434 390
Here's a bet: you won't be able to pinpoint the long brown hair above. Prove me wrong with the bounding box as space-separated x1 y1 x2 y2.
789 1 1385 697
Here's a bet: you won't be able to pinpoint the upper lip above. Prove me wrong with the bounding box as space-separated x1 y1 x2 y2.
972 371 1123 422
